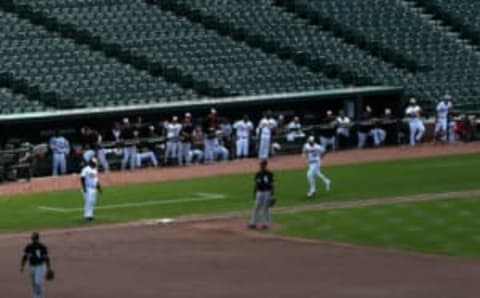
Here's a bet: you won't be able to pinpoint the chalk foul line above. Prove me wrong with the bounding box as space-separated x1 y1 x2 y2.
37 192 227 213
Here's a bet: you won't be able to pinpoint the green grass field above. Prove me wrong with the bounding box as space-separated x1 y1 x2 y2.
1 152 479 257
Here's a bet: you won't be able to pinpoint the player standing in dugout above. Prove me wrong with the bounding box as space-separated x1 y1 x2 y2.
20 232 54 298
249 160 276 230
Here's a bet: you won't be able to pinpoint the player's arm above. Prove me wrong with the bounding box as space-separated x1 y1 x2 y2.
20 248 28 272
81 177 86 193
97 182 102 194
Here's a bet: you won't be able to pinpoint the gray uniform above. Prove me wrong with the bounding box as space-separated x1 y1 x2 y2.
249 170 274 228
49 136 70 176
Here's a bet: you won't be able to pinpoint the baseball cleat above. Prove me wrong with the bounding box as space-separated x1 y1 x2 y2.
307 190 316 197
247 224 256 230
261 225 270 230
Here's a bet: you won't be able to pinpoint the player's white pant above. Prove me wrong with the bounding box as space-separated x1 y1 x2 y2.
320 136 336 151
258 137 271 159
164 141 178 162
236 137 249 158
336 127 350 138
83 188 97 219
136 152 158 167
307 162 330 194
448 120 456 143
83 150 95 163
357 131 372 149
84 149 109 171
371 128 386 146
215 146 229 161
203 138 217 163
29 265 45 298
97 148 110 172
52 152 67 176
409 119 425 146
435 118 448 134
249 190 272 227
121 146 136 170
178 142 192 165
190 149 204 164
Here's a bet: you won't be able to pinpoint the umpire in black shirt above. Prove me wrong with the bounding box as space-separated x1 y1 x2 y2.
249 160 275 229
20 232 52 298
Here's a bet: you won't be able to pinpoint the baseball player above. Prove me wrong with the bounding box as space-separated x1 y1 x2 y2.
405 98 425 146
80 158 102 221
286 116 305 141
319 110 337 151
203 108 218 164
179 113 194 165
81 127 109 172
190 126 204 164
248 160 275 230
303 136 331 197
371 108 392 147
121 118 137 170
257 112 277 160
21 232 53 298
49 130 70 176
164 116 182 164
434 95 453 143
336 110 352 148
357 106 375 149
233 115 254 159
214 139 230 161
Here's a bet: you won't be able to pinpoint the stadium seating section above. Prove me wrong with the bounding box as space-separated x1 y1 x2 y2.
0 0 477 114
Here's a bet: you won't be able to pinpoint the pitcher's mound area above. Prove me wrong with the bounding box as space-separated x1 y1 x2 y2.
2 220 480 298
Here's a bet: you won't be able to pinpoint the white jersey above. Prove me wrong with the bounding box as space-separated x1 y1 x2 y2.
405 105 422 120
233 120 253 138
258 118 277 139
436 101 452 119
287 121 302 132
166 123 182 140
81 165 98 189
303 143 325 164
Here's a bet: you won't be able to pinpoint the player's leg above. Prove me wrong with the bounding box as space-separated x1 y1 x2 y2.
330 136 336 151
60 155 67 175
409 122 416 146
235 139 242 158
357 132 367 149
121 147 130 170
97 149 110 172
249 191 262 228
244 139 250 157
416 120 425 142
31 266 44 298
129 147 137 170
262 191 271 228
184 143 192 165
136 152 142 168
316 165 331 191
51 154 58 176
307 164 316 196
148 152 159 167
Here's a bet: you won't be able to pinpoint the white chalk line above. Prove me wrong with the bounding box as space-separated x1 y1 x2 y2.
37 192 227 213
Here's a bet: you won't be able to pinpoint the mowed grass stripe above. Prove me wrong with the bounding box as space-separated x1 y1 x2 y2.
0 152 478 232
276 197 480 258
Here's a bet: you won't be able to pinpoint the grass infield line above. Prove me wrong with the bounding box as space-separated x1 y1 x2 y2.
37 192 227 213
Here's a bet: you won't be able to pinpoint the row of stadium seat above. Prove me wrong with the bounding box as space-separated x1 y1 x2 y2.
13 0 344 97
0 88 49 114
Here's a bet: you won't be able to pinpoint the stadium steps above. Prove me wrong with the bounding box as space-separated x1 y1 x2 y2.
0 1 224 98
403 0 480 51
144 0 367 86
273 0 424 74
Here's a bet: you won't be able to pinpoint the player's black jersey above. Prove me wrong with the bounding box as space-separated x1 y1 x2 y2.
24 242 49 266
255 170 274 192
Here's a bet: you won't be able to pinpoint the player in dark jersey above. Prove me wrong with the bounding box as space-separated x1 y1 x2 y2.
20 232 53 298
248 160 275 229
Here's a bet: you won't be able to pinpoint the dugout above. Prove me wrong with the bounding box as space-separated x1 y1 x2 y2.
0 86 404 144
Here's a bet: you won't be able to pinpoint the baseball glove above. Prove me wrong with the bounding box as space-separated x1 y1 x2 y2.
267 197 276 208
46 269 55 281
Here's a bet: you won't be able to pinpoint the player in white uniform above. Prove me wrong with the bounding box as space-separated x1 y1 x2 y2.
233 115 254 159
164 116 182 164
434 95 453 142
257 115 277 160
49 131 70 176
80 158 102 221
303 136 331 197
405 98 425 146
